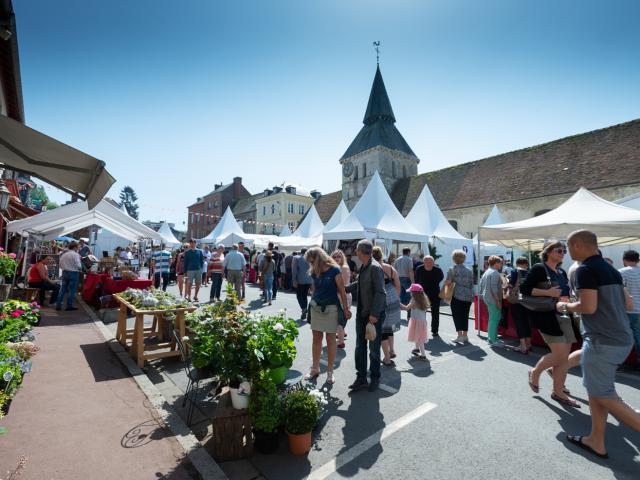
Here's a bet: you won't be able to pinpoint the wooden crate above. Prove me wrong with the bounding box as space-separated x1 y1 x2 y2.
206 389 254 461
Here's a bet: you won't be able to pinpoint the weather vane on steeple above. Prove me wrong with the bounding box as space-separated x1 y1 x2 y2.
373 41 380 65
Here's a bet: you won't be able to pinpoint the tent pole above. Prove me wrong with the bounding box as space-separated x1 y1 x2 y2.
527 241 531 265
476 230 482 336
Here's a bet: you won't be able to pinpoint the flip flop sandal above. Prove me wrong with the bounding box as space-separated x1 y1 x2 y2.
417 355 428 361
546 369 571 394
390 352 397 359
411 349 420 356
566 435 608 459
528 370 539 393
381 360 395 367
551 393 581 408
304 368 320 380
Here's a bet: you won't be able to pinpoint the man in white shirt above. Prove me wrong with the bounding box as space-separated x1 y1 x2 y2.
56 242 83 311
620 249 640 370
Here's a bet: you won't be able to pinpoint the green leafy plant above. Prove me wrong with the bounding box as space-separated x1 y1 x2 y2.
187 284 254 387
2 301 41 326
250 312 298 369
0 248 17 279
0 343 24 415
283 389 320 435
248 370 281 433
119 288 188 310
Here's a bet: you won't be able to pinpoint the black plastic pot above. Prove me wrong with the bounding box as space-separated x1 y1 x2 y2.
253 429 279 454
1 399 12 416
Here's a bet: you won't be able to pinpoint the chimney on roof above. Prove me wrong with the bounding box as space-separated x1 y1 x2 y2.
273 186 283 194
310 190 321 200
264 188 272 196
233 177 243 196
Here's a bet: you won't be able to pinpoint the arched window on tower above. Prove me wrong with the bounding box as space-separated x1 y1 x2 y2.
392 162 396 178
363 162 367 177
403 165 407 178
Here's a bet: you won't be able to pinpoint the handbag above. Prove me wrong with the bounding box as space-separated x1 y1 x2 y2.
518 264 557 312
438 268 455 303
506 270 521 304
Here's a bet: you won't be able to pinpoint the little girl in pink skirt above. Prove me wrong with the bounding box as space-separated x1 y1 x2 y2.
400 283 430 360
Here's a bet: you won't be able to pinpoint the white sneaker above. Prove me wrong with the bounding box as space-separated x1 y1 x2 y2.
452 335 464 344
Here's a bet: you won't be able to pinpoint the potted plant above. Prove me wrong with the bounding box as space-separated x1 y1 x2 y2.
0 248 17 301
251 312 298 385
283 389 320 455
0 344 23 417
248 370 282 454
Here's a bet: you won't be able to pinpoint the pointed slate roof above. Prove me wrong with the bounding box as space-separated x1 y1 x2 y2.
340 66 417 160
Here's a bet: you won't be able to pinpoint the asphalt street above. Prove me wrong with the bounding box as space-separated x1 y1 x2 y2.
131 277 640 480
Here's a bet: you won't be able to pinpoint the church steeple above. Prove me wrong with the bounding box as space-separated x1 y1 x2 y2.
363 66 396 125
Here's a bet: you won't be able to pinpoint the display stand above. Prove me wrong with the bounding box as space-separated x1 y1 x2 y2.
113 294 196 367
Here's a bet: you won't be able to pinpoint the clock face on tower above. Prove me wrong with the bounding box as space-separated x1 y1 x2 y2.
342 161 354 177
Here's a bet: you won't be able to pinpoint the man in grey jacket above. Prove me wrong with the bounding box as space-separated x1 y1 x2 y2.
292 248 313 319
347 240 387 392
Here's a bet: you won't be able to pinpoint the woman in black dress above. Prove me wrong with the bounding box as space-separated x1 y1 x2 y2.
522 241 579 408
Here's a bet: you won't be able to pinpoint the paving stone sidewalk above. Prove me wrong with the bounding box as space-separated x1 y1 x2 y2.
0 306 199 480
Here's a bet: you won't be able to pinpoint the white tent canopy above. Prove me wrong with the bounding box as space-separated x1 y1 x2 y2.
279 225 292 237
199 206 252 247
6 199 162 242
324 171 429 243
0 114 115 208
472 205 511 259
405 184 474 269
323 200 349 233
292 205 324 238
157 222 181 248
479 187 640 249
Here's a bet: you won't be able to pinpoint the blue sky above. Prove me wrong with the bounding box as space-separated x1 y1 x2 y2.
13 0 640 227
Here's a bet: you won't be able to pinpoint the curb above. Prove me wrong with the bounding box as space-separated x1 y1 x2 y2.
78 297 228 480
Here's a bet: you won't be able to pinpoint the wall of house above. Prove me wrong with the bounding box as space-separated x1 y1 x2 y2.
255 192 314 234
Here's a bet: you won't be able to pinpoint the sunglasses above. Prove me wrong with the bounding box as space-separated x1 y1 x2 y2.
553 247 567 254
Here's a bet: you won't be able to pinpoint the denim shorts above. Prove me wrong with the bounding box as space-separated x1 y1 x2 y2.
581 337 632 398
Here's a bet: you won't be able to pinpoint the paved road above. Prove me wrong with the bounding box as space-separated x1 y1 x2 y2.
152 277 640 480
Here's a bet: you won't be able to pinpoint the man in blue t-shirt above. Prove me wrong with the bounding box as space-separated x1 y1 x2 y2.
183 239 204 302
556 230 640 459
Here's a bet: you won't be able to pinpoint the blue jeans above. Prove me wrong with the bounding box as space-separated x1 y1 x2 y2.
154 272 169 291
264 274 274 302
399 277 411 305
355 311 384 381
56 271 80 308
628 313 640 358
210 272 223 300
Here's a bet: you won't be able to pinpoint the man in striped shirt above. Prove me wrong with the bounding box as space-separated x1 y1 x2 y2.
620 249 640 370
151 244 172 291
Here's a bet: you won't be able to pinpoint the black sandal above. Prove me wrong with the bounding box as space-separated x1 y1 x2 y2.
566 435 608 459
381 360 395 367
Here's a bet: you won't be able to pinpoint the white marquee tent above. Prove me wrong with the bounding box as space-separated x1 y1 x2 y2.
479 187 640 249
278 205 324 249
598 192 640 268
6 199 162 242
323 200 349 233
405 184 474 271
472 205 512 261
324 171 429 244
199 206 252 247
279 225 292 237
157 222 181 249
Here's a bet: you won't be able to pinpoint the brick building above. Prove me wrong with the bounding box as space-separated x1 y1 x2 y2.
187 177 250 239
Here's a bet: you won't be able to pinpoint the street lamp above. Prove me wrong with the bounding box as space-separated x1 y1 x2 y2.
0 180 10 211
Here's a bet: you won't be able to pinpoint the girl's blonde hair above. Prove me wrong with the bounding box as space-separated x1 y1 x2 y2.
305 247 338 277
411 290 429 310
330 249 347 267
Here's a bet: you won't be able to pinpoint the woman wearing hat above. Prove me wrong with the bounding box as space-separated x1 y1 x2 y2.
521 240 579 408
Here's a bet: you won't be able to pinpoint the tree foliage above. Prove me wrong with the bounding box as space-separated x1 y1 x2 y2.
119 186 139 219
28 185 58 210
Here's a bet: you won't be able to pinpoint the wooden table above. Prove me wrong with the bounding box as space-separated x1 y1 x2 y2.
114 294 196 367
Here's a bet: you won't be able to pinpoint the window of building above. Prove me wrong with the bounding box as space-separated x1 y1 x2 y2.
448 220 458 231
363 162 367 177
288 203 294 213
403 165 407 178
299 205 305 214
289 222 296 231
262 206 266 216
271 204 275 214
392 162 396 178
207 201 212 210
214 200 219 207
354 165 358 180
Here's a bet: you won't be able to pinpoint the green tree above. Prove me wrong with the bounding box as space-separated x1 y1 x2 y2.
28 185 59 211
119 186 139 220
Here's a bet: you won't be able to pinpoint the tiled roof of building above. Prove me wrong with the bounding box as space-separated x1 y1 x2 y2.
232 192 265 216
313 190 343 223
392 118 640 214
341 66 416 161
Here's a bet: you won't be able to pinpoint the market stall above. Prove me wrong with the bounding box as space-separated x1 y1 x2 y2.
199 206 253 247
477 187 640 363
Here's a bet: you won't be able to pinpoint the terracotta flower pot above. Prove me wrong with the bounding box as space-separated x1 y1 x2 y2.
287 431 312 456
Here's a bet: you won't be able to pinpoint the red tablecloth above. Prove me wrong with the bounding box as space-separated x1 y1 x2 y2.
473 296 637 364
82 273 152 302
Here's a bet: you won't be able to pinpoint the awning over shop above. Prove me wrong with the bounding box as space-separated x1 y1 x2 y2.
0 115 115 208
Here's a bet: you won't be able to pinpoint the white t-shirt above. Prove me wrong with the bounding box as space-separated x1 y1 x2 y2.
620 265 640 314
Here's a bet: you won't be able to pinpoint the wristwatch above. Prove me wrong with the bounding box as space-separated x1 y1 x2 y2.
561 303 569 314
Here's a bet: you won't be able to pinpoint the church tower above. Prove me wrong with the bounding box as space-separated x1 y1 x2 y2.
340 65 419 209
